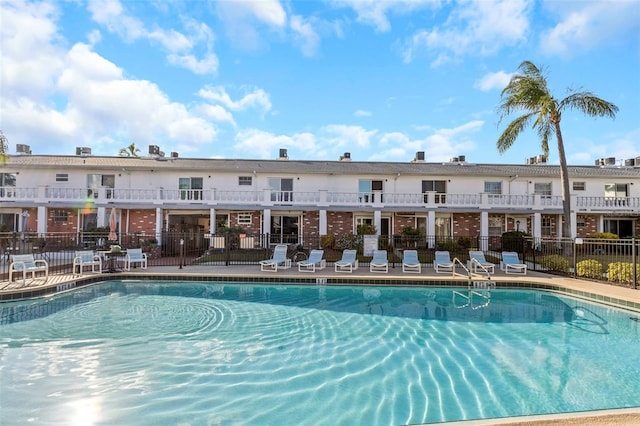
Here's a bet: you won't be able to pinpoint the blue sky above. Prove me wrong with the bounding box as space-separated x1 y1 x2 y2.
1 0 639 166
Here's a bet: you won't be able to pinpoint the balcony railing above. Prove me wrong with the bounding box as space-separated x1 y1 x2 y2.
1 186 638 212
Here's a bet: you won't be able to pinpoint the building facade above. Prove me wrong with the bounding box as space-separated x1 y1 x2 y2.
1 147 639 249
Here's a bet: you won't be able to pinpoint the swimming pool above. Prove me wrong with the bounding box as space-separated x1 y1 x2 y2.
1 281 639 425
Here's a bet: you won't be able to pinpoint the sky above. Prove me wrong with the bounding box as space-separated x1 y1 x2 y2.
1 0 639 166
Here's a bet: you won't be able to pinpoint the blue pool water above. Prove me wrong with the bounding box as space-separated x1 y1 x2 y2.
1 281 639 425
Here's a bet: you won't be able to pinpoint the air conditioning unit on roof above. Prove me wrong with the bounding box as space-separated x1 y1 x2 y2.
75 147 91 156
16 144 32 155
149 145 160 155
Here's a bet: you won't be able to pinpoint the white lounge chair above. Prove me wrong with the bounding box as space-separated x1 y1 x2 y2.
370 250 388 273
124 248 147 271
402 250 421 273
73 250 102 275
260 244 291 272
468 250 495 274
298 249 326 272
434 251 454 273
501 251 527 275
9 254 48 282
334 249 358 272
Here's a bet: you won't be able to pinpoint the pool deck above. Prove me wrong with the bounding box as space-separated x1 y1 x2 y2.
1 265 639 425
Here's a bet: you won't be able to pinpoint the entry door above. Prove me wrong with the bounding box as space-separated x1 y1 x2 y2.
270 215 300 245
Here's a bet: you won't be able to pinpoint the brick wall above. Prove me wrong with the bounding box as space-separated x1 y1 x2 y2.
453 213 480 237
327 211 353 235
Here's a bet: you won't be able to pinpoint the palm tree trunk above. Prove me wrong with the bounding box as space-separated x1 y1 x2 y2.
555 124 572 240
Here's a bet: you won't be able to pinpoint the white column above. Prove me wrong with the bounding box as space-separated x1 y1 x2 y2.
263 209 271 247
209 208 216 234
98 207 106 227
319 209 327 235
427 210 436 248
557 214 563 238
155 207 163 245
570 211 577 239
480 211 489 251
373 210 381 235
37 206 47 234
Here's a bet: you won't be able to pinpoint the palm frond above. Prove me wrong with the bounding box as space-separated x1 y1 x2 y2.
559 92 619 118
496 113 535 153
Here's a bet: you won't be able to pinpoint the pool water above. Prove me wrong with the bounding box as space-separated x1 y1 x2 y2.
1 281 639 425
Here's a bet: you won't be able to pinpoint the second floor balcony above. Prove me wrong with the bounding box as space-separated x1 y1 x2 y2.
1 186 639 213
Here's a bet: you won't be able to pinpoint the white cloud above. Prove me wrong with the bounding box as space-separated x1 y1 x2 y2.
198 86 272 114
539 1 639 57
290 15 321 57
354 109 372 117
332 0 438 33
475 70 513 92
402 0 530 64
320 125 378 149
233 129 315 159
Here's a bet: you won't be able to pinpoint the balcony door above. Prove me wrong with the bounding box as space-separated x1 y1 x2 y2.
270 215 300 245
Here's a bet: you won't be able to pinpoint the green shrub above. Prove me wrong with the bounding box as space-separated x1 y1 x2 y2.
356 224 376 235
436 239 459 252
335 233 360 250
607 262 639 284
320 234 335 249
540 254 570 272
588 232 619 239
576 259 603 279
457 236 472 250
502 231 528 252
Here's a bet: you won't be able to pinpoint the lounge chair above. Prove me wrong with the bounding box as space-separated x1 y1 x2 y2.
434 251 454 273
124 248 147 271
298 249 326 272
402 250 421 273
73 250 102 275
260 244 291 272
501 251 527 275
468 250 495 274
369 250 388 273
9 254 48 282
334 249 358 272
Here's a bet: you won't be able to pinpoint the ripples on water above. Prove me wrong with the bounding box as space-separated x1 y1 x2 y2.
1 281 639 425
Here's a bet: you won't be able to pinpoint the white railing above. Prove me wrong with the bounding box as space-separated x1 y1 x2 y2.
1 186 638 212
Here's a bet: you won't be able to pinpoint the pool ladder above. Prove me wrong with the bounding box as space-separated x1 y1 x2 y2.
451 257 495 309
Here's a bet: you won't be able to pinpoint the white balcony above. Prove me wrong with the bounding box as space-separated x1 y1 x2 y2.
1 186 638 213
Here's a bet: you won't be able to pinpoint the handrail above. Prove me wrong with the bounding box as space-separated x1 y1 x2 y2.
451 257 470 276
469 258 492 281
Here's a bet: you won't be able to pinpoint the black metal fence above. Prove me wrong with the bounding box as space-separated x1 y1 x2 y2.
1 232 638 288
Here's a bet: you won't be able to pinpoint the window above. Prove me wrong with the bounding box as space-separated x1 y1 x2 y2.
56 173 69 182
215 214 229 229
541 216 553 237
238 176 252 186
484 181 502 194
604 218 633 238
488 216 503 236
237 213 252 225
0 173 16 198
604 183 628 198
358 179 383 203
534 182 552 197
51 209 68 222
268 178 293 202
576 217 586 228
572 181 585 191
422 180 446 203
87 174 115 199
179 177 203 200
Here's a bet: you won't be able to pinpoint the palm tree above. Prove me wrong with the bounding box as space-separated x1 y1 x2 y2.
496 60 618 239
119 143 140 157
0 130 8 164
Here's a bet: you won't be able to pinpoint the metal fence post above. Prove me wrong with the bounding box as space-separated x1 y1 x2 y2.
633 237 637 290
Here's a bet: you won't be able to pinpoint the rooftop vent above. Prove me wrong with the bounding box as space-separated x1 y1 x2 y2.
75 147 91 156
340 152 351 161
595 157 617 166
170 152 179 158
16 144 32 155
449 155 466 163
526 154 547 165
278 148 288 160
412 151 425 162
149 145 160 156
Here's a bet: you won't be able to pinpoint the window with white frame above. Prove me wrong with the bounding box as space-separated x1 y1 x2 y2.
56 173 69 182
422 180 447 203
0 173 16 198
484 181 502 194
358 179 383 203
237 212 252 225
179 177 203 200
541 216 553 236
268 178 293 202
488 216 503 236
604 183 628 199
87 174 115 199
572 181 585 191
238 176 252 186
534 182 552 197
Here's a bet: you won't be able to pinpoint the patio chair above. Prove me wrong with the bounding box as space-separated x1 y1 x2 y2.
260 244 291 272
334 249 358 273
468 250 495 274
73 250 102 276
124 248 148 271
402 250 421 273
9 254 48 282
298 249 326 272
501 251 527 275
369 250 388 273
434 251 454 273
